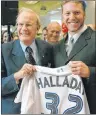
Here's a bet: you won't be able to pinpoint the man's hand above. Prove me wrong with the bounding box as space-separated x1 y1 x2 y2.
69 61 90 78
14 63 36 84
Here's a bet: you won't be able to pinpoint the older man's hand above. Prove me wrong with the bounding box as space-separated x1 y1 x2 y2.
14 63 36 84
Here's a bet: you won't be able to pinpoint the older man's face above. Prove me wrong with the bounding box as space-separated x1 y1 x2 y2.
62 2 85 33
47 24 61 43
17 11 38 45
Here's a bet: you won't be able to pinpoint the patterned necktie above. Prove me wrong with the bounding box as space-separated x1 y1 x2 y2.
66 37 74 56
26 46 36 65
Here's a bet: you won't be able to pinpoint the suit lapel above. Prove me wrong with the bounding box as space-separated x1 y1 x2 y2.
35 39 47 64
68 35 88 60
11 40 26 68
59 38 69 64
68 27 92 61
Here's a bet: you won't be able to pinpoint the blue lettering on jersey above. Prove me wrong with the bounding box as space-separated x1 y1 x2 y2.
36 76 84 95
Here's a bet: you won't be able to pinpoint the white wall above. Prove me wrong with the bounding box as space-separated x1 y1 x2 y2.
85 1 95 24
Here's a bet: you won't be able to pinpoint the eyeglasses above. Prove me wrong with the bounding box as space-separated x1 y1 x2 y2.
17 23 37 28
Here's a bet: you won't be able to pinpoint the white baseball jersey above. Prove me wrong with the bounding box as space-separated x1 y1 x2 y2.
14 65 90 114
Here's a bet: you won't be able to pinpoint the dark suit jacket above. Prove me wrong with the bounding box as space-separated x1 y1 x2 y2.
53 27 96 114
1 39 54 114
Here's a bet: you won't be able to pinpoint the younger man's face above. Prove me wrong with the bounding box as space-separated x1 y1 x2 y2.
62 2 85 33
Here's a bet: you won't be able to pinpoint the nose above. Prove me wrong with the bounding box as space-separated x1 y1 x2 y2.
21 24 27 31
70 13 76 20
53 32 57 36
53 31 60 38
52 32 57 38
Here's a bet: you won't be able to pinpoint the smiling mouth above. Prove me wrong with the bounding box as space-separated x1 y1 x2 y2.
68 22 78 24
21 33 29 36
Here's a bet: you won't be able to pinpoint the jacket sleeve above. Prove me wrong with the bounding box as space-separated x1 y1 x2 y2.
88 31 96 84
1 51 19 96
89 67 96 84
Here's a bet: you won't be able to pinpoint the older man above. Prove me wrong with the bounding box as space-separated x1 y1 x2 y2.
1 8 54 114
53 0 96 113
47 21 61 44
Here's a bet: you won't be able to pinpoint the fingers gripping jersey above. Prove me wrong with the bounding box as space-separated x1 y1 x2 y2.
14 65 90 114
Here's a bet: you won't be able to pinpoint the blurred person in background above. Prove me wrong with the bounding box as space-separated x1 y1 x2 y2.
2 30 13 43
42 27 47 41
47 21 61 44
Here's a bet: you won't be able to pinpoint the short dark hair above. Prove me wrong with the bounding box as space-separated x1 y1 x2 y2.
42 27 47 31
61 0 87 12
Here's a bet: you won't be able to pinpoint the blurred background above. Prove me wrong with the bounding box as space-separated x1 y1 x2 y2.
1 0 96 43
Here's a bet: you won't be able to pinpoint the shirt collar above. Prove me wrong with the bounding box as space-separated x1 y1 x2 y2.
20 39 36 54
68 24 87 43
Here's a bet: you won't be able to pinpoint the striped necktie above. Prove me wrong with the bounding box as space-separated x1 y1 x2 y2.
26 46 36 65
66 37 74 56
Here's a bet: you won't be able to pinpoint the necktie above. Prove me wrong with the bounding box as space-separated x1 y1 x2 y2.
26 46 36 65
66 37 74 56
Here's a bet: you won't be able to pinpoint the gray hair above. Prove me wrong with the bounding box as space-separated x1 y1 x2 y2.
16 8 41 30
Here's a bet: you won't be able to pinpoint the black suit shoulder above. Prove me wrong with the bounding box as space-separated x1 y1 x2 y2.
35 38 54 55
35 38 53 49
35 38 54 67
53 38 65 52
91 29 96 40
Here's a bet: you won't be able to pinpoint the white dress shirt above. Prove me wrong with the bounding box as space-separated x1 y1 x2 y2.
65 25 88 55
20 40 40 64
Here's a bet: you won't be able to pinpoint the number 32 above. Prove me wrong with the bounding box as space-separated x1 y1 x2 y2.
45 92 83 114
